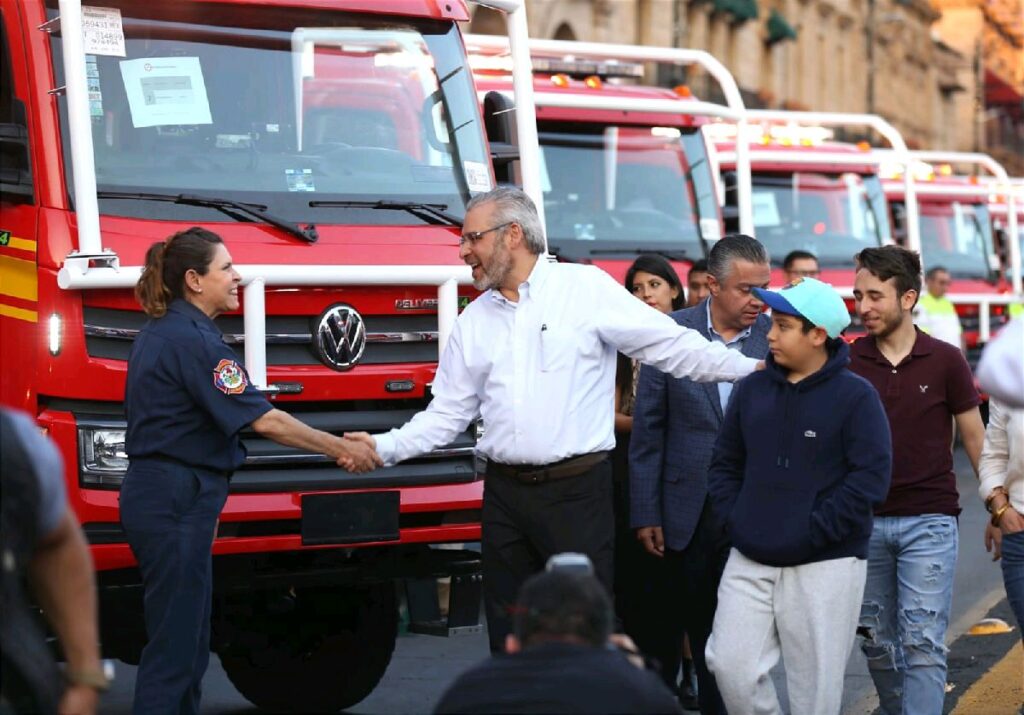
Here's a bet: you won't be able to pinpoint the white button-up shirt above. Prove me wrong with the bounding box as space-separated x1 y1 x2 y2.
374 258 759 466
978 398 1024 513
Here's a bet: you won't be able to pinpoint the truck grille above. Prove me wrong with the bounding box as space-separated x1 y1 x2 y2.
83 307 439 365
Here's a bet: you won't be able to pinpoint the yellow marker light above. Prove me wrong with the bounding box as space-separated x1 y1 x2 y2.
857 141 871 152
550 73 570 88
968 618 1013 636
673 85 692 98
584 75 602 89
759 134 772 145
48 313 62 356
938 164 954 176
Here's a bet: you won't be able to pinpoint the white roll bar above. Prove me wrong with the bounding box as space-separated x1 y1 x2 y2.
463 34 754 236
744 110 920 253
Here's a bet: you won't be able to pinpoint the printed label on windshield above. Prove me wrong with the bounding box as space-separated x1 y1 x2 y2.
463 161 492 193
86 56 103 117
82 6 125 57
285 169 316 192
119 57 212 128
751 192 782 227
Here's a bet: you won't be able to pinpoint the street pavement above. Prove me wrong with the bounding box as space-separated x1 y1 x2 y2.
101 447 1012 714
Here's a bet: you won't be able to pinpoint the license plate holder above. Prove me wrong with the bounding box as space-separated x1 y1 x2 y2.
301 492 400 546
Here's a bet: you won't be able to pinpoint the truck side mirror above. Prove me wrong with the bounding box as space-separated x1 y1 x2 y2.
482 91 518 185
0 100 32 202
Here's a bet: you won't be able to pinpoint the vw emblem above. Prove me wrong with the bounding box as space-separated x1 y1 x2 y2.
313 304 366 371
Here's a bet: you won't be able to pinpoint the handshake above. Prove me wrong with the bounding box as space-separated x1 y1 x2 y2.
332 432 381 473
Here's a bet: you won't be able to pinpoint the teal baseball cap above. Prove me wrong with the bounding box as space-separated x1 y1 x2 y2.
753 277 851 338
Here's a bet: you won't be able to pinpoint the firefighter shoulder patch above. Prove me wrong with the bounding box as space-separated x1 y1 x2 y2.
213 359 247 395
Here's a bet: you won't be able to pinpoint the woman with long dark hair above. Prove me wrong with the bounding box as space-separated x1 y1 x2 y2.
121 227 379 714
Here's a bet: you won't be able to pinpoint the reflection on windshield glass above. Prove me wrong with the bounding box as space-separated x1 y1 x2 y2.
750 172 888 266
919 203 992 279
538 125 711 257
50 10 488 224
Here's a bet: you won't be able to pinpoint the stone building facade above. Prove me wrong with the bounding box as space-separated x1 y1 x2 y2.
468 0 1021 165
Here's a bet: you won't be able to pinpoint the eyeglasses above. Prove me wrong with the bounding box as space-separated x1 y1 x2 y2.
459 221 514 246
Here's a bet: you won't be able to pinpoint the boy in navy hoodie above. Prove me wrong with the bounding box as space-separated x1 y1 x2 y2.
704 278 892 715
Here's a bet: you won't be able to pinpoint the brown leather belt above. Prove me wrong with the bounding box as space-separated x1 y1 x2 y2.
486 451 610 485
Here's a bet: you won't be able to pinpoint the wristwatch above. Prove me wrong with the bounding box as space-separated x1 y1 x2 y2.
985 486 1008 514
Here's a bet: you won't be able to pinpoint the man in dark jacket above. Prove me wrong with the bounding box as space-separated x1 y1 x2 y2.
434 568 681 714
705 278 892 715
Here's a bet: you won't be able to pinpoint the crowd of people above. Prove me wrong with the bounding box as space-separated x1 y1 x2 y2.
2 184 1023 715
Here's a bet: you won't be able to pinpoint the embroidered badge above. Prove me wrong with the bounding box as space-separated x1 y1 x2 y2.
213 359 247 395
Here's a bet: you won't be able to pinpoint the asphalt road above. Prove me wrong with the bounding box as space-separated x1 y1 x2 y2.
101 447 1008 714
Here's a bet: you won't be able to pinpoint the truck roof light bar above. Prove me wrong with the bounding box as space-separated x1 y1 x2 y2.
463 34 754 236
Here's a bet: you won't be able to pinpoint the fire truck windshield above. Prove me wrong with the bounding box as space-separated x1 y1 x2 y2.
47 7 489 225
537 124 718 260
919 202 994 279
750 172 890 268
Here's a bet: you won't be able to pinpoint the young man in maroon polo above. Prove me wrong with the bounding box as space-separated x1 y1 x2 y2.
849 246 986 715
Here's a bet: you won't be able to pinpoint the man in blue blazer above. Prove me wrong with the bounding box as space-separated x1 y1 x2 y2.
630 234 772 713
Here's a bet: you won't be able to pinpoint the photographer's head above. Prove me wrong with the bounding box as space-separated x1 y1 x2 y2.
506 569 613 653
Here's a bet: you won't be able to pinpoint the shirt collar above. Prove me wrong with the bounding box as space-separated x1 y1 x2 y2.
858 326 933 364
488 254 550 306
167 298 218 331
706 298 752 343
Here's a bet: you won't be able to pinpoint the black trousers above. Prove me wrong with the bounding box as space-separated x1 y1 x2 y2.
481 458 614 653
120 460 229 715
646 501 729 715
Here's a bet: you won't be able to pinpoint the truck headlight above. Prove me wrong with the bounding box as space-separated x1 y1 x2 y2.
79 427 128 487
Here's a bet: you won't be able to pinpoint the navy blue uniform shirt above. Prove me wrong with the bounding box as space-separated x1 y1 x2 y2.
125 299 272 473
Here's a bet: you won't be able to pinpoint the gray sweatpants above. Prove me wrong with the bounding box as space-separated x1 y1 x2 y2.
705 549 867 715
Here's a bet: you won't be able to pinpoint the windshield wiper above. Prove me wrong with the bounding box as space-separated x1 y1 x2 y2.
97 191 318 243
308 199 462 227
590 247 691 262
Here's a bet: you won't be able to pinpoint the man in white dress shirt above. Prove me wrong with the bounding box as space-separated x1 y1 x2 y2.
348 186 761 651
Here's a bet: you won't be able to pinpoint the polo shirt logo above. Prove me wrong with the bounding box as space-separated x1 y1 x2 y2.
919 385 929 393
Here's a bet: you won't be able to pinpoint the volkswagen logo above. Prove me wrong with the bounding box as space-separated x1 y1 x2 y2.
313 304 366 371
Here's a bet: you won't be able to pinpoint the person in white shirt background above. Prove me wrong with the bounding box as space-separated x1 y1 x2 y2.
347 186 761 652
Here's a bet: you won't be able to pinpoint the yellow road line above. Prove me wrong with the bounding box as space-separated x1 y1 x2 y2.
951 642 1023 714
0 302 38 323
0 254 37 301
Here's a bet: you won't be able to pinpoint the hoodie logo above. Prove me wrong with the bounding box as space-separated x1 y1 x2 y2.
804 430 816 438
919 385 929 393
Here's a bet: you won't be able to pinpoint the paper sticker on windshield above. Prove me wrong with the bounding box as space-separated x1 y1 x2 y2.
86 56 104 117
463 161 492 193
120 57 212 128
700 218 722 242
751 192 782 228
286 169 316 192
82 6 125 57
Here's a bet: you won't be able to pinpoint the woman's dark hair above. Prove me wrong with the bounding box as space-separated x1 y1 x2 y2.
623 253 685 311
854 245 922 307
135 227 223 317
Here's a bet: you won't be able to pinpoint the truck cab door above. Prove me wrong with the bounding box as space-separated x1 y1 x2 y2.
0 4 41 412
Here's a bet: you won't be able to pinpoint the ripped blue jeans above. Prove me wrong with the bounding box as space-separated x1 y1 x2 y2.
858 515 958 715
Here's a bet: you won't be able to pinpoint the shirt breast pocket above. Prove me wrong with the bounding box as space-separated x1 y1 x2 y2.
540 329 578 372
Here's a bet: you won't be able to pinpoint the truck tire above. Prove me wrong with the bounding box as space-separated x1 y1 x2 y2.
219 583 397 712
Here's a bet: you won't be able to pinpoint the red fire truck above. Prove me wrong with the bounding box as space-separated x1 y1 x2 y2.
0 0 542 710
707 111 911 310
880 151 1021 361
464 35 758 284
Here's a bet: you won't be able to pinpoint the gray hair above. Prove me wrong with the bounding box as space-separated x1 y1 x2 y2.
465 186 546 255
707 234 769 281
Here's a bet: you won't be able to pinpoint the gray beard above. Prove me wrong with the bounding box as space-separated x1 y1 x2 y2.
474 241 513 292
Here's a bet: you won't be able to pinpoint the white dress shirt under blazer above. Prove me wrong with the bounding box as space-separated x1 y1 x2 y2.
374 258 760 466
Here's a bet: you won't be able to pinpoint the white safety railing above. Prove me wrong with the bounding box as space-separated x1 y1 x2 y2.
52 0 539 388
743 110 920 253
463 35 754 236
